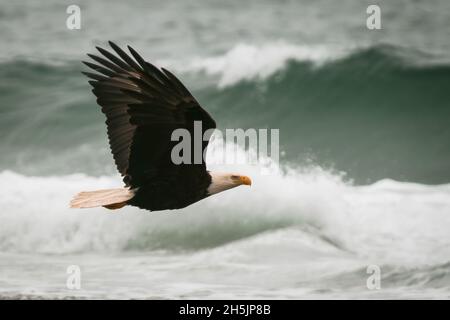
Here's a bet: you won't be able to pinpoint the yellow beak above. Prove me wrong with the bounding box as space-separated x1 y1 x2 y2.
240 175 252 186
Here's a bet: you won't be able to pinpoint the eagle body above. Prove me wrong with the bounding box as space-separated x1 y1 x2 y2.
70 42 251 212
128 167 212 211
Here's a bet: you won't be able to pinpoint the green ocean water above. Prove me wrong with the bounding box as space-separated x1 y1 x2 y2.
0 0 450 299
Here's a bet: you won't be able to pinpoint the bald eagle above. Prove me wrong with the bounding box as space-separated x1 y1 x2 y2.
70 42 251 211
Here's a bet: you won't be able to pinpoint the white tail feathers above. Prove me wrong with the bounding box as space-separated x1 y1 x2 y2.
70 188 135 210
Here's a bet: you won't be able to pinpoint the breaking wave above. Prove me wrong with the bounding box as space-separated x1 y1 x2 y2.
1 42 450 264
1 44 449 183
0 165 449 269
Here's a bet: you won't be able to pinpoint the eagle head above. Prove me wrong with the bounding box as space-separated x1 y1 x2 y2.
207 172 252 196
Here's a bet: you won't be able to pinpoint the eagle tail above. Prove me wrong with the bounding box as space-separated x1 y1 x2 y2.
70 188 134 210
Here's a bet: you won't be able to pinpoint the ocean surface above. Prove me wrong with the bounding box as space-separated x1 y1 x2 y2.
0 0 450 299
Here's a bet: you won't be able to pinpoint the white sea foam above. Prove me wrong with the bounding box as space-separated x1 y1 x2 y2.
171 42 352 87
1 160 449 269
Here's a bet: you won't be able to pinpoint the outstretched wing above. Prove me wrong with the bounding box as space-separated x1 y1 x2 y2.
83 41 216 188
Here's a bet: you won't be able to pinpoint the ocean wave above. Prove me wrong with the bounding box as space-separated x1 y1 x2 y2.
2 42 443 88
0 165 344 253
177 42 352 87
164 42 446 86
1 164 450 267
1 44 450 184
199 46 450 184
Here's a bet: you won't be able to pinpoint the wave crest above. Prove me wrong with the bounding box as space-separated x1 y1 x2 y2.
1 166 450 268
180 42 350 87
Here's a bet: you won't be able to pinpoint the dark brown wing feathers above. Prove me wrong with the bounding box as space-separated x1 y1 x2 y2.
83 41 216 188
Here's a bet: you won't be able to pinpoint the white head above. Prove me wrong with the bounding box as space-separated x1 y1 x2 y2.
207 172 252 196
